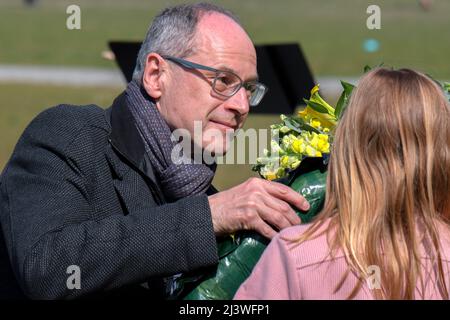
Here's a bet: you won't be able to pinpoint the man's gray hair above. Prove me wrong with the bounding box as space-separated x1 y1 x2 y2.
132 3 242 83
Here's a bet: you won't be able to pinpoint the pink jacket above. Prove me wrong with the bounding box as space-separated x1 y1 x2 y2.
234 219 450 300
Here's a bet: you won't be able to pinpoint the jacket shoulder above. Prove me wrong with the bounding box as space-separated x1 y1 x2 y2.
19 104 109 151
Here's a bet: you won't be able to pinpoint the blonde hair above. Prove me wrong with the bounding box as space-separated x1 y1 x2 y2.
290 68 450 299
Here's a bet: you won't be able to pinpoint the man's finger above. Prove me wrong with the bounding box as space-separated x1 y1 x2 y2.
262 196 301 225
253 219 278 239
263 180 310 211
256 201 292 231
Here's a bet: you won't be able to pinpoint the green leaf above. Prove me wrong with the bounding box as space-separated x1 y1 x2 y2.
299 122 322 134
303 98 329 114
334 91 346 119
291 116 322 134
444 82 450 103
363 65 372 73
282 117 302 133
252 164 262 172
335 81 355 119
341 80 355 94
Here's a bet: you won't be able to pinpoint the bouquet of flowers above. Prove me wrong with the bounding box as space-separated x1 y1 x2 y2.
253 81 353 180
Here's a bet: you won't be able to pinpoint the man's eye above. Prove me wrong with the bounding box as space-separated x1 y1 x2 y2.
217 76 233 85
245 83 256 91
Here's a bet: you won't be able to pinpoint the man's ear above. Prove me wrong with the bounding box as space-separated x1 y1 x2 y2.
142 53 167 100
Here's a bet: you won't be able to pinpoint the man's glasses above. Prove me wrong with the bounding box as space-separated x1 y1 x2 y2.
162 55 268 107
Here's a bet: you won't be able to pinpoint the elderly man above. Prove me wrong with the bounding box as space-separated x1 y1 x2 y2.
0 3 308 299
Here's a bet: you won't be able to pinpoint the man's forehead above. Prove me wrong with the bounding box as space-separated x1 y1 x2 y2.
197 11 244 34
195 13 256 58
191 15 257 79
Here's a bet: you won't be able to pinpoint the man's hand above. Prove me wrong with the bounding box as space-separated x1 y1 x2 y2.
208 177 310 239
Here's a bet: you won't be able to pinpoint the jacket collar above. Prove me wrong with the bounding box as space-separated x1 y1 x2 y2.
107 90 165 203
108 91 146 171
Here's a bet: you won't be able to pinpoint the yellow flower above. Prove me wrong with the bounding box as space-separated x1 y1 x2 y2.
310 85 335 114
317 141 329 153
311 84 320 95
305 145 322 157
290 160 301 169
317 134 330 153
265 173 277 181
281 155 289 167
309 133 319 149
310 119 321 129
298 106 337 131
305 145 316 157
291 139 304 154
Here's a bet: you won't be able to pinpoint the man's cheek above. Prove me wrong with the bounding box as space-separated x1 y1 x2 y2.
190 119 208 147
238 115 248 129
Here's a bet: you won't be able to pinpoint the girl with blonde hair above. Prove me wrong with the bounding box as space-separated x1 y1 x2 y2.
235 68 450 299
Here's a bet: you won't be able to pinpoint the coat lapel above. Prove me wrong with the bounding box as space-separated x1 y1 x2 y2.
108 92 145 171
106 91 166 204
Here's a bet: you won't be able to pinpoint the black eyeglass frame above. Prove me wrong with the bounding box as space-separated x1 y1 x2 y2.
162 55 268 107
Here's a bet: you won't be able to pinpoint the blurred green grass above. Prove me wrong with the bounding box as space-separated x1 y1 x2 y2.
0 83 120 165
0 0 449 78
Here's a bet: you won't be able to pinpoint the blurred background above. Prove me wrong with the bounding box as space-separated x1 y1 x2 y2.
0 0 448 190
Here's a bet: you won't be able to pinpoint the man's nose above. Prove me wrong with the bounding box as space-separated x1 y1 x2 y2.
225 87 250 115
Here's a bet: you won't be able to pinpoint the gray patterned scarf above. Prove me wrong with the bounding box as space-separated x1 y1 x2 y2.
126 80 216 201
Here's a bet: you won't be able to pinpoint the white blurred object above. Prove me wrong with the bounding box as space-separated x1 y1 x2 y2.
101 50 116 61
419 0 433 11
0 64 124 87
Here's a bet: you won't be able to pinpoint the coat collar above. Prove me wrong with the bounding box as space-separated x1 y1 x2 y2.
108 91 146 171
106 90 165 203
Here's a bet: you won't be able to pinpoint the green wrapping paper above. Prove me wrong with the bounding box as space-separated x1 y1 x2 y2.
168 158 327 300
